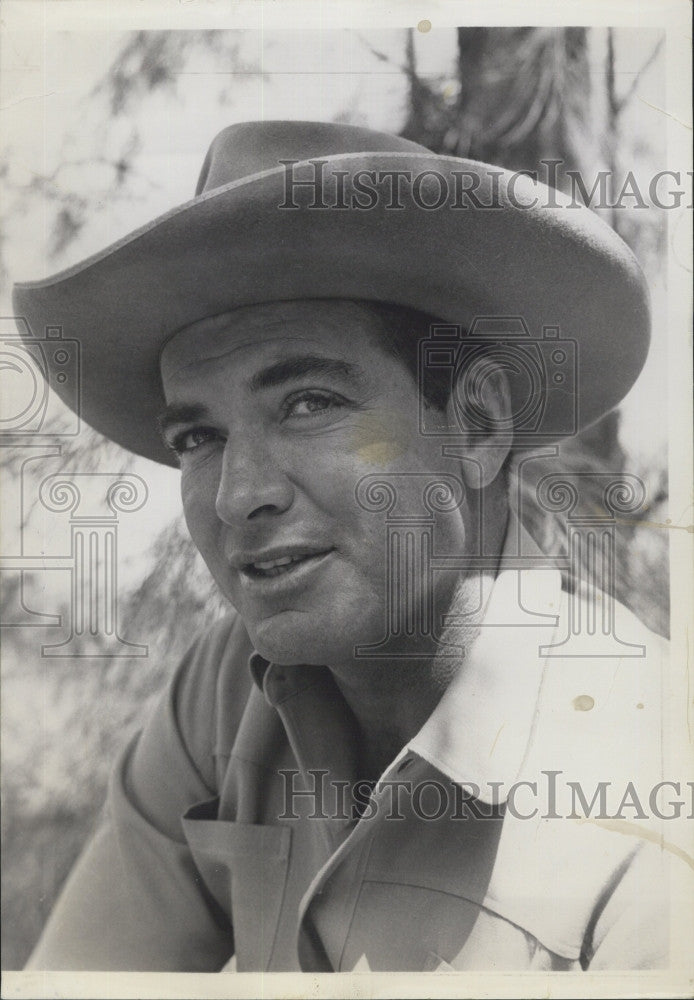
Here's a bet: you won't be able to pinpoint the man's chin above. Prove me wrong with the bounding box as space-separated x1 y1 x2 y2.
246 610 365 667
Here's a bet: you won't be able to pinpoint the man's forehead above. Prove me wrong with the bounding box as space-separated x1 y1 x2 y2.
159 298 382 379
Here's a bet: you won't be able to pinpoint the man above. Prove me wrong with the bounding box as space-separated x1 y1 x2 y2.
12 121 687 972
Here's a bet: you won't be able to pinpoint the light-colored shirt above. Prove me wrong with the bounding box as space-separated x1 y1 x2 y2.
27 531 687 972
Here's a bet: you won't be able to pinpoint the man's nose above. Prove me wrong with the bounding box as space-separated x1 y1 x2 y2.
214 437 295 525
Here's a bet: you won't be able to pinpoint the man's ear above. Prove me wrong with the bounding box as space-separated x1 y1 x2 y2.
444 360 513 489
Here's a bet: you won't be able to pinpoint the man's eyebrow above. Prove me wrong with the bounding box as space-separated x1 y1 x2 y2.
157 403 210 437
157 356 363 437
247 355 363 392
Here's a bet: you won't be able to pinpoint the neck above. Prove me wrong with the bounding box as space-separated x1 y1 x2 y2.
328 569 497 780
329 493 509 780
329 660 444 781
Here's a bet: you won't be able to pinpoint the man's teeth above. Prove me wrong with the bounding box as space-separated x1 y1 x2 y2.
251 553 320 573
254 555 298 570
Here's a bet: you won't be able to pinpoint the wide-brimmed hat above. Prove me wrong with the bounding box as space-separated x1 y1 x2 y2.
13 120 650 467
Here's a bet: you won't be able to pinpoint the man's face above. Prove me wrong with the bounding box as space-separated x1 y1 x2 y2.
160 299 469 666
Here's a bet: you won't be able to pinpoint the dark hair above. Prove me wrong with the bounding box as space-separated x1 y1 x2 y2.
362 299 514 484
361 300 454 411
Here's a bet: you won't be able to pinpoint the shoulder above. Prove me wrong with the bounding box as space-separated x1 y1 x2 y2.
169 611 256 787
522 587 671 804
109 611 256 841
496 592 683 965
539 588 668 734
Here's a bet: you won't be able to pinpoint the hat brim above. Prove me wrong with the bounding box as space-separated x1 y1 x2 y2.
13 151 650 467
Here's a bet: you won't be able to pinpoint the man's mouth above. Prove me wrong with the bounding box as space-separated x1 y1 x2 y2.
239 547 334 580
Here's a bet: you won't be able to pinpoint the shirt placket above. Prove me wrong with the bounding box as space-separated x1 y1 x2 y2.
258 662 368 966
295 745 416 971
261 662 420 970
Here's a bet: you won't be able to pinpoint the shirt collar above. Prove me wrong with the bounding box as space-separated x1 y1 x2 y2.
249 515 562 805
408 522 561 803
249 649 270 690
249 653 319 704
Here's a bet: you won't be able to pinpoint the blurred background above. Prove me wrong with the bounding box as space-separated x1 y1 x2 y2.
1 25 672 967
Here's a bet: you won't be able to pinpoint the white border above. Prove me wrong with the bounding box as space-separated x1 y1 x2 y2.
1 2 692 998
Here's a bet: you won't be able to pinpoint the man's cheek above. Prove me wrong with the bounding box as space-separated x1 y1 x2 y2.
180 487 222 566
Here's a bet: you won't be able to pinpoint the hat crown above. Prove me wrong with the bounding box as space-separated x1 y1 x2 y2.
195 119 430 194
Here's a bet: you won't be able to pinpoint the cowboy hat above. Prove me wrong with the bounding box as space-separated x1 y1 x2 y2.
12 120 650 467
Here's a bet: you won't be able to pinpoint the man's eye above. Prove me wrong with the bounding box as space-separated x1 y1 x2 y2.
169 427 219 455
283 390 345 419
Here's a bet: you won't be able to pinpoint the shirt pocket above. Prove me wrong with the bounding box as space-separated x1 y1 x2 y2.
423 951 456 972
182 798 292 971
